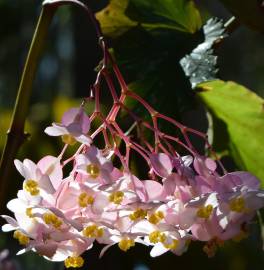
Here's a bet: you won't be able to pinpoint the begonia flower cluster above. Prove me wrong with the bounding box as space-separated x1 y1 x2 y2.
2 105 264 268
2 29 264 266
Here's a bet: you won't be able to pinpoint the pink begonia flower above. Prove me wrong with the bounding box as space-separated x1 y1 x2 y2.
163 173 193 203
127 174 165 203
75 146 114 185
133 220 190 257
45 107 92 145
14 159 57 204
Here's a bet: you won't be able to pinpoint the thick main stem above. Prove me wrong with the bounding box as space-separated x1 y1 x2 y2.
0 6 55 213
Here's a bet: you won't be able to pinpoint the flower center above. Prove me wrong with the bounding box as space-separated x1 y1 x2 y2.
82 225 104 238
24 179 39 196
129 208 147 221
62 134 76 145
109 191 124 204
149 231 166 244
26 207 33 218
197 204 213 219
13 230 29 245
78 192 94 207
118 238 135 252
148 211 164 224
86 164 100 179
163 239 179 250
43 213 62 228
229 197 245 212
64 256 84 268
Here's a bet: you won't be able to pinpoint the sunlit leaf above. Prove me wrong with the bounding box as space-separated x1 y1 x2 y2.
197 80 264 184
96 0 137 38
96 0 202 37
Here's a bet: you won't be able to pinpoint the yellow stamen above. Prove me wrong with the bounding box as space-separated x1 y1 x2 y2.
197 204 213 219
148 211 164 224
118 238 135 252
64 256 84 268
26 207 33 218
109 191 124 205
62 134 76 146
13 230 29 245
82 225 104 238
43 213 62 228
86 164 100 179
149 231 166 244
129 208 147 221
24 180 39 196
229 197 245 213
163 239 179 250
78 192 94 208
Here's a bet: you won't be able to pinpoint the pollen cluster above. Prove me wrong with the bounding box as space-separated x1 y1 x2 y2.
24 180 39 196
13 230 29 245
64 256 84 268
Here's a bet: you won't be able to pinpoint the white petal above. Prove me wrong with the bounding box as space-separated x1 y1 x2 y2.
150 243 169 257
2 224 17 232
14 159 27 178
44 124 67 136
7 199 27 214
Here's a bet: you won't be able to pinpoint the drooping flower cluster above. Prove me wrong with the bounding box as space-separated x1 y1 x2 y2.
2 36 264 267
2 105 264 267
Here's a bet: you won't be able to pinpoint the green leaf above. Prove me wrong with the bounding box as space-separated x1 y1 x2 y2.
96 0 202 37
197 80 264 184
219 0 264 32
96 0 137 38
127 0 202 33
96 0 202 118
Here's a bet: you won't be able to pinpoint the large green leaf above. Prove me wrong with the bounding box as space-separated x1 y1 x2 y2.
96 0 201 37
96 0 202 118
126 0 202 33
197 80 264 184
219 0 264 32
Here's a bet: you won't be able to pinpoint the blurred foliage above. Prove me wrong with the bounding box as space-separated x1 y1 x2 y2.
197 80 264 185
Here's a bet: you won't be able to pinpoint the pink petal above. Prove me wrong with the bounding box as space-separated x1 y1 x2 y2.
75 134 92 145
230 171 260 189
34 243 57 258
1 215 18 228
191 224 211 241
38 174 56 194
37 156 63 189
150 153 172 178
61 108 80 126
92 193 109 214
205 158 217 172
130 175 148 202
143 180 164 201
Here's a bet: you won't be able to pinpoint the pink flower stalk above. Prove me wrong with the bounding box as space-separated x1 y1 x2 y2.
2 35 264 268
